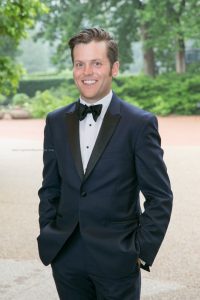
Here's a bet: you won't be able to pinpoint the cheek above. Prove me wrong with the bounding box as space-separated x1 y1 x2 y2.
73 71 76 80
73 70 81 79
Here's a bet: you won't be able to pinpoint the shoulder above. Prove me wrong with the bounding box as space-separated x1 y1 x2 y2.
115 94 157 125
114 95 160 145
46 101 77 121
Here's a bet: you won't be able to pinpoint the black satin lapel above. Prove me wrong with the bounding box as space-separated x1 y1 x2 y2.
84 111 121 181
65 112 84 181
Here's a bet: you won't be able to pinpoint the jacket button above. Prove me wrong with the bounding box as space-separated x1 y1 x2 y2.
81 191 87 197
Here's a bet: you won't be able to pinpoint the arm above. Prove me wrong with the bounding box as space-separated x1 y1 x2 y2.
38 115 61 230
135 115 173 268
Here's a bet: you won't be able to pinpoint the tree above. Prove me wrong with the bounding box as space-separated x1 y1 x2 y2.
84 0 140 71
37 0 200 76
36 0 87 70
36 0 142 72
36 0 158 76
0 0 47 95
144 0 200 73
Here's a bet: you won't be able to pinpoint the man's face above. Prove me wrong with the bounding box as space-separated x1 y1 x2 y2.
73 41 119 103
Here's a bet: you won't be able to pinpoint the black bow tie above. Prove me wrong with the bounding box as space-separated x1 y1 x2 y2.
77 102 102 122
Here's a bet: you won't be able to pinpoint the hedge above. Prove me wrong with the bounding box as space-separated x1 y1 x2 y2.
113 73 200 115
13 72 200 117
18 78 72 97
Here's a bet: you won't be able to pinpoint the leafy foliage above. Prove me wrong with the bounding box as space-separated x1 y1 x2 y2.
0 56 24 95
25 72 200 118
113 73 200 115
0 0 47 95
29 90 74 118
12 93 30 107
0 94 6 104
18 77 69 97
37 0 200 74
36 0 87 69
143 0 200 73
36 0 140 71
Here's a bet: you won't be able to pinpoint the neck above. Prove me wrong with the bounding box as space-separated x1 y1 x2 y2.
82 99 100 104
80 90 112 105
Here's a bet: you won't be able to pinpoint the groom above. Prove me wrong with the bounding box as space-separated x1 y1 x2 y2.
37 28 173 299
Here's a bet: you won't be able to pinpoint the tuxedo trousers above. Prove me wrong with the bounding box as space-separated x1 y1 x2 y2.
51 225 141 300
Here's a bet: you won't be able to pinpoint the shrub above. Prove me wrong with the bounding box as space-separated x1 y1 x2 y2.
19 72 200 118
113 73 200 115
18 78 67 97
12 93 30 107
0 94 6 105
29 90 74 118
18 72 75 97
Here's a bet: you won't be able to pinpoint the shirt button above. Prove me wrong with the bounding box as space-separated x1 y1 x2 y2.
86 146 89 149
81 191 87 197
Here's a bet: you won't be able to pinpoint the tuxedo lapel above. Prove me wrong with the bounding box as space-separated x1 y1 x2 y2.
84 95 121 181
65 107 84 181
65 95 121 183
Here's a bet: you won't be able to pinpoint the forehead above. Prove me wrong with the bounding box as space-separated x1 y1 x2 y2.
73 41 108 61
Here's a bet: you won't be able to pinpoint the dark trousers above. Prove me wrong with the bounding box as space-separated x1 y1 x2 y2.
51 225 141 300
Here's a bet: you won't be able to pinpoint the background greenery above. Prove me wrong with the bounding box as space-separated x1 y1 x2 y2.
5 72 198 118
0 0 47 95
0 0 199 118
36 0 200 75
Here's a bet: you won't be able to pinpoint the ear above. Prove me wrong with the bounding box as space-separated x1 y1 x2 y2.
112 61 120 77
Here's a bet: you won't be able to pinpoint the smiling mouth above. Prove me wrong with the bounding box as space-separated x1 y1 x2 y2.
82 80 97 85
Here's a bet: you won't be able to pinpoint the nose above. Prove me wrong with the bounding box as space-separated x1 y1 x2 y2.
84 63 93 75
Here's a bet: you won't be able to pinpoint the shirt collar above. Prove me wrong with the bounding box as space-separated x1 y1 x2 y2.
80 90 113 120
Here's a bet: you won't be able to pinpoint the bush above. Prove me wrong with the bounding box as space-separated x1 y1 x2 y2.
50 81 79 99
17 72 75 97
12 93 30 107
113 73 200 115
29 90 74 118
18 72 200 118
18 78 68 97
0 94 6 105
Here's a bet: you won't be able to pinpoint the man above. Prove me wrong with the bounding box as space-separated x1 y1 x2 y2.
37 28 173 300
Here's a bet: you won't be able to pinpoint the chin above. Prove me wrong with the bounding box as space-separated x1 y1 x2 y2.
82 93 98 101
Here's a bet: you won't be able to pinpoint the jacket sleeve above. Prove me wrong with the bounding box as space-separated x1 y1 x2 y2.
38 115 61 230
135 114 173 267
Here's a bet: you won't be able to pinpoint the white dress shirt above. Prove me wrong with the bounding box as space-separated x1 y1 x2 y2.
79 90 113 173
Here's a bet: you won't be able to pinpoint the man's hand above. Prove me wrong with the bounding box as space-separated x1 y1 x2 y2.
137 258 150 272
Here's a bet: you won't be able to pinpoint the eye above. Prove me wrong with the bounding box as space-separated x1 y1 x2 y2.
75 62 84 68
94 61 102 67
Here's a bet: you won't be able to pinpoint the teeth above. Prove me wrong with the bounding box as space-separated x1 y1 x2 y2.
83 80 96 85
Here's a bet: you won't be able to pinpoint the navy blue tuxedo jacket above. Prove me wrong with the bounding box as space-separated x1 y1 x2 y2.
37 93 173 277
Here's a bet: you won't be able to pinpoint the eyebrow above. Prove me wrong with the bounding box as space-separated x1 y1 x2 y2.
74 59 103 63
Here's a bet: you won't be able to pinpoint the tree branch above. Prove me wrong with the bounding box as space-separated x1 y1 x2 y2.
179 0 186 16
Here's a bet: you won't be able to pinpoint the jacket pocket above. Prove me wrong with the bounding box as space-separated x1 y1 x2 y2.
110 217 139 225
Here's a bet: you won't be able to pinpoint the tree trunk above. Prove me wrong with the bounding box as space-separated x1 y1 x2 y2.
176 38 186 73
143 47 155 77
140 24 156 77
